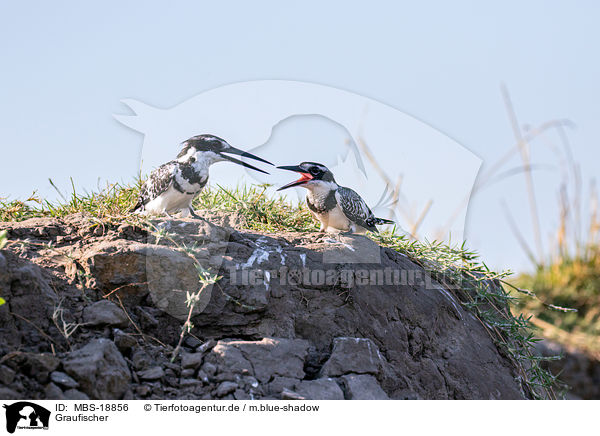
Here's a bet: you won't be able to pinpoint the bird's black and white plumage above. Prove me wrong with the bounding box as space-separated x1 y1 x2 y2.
133 134 272 217
277 162 394 234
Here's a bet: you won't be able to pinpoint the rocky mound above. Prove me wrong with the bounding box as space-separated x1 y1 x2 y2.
0 214 528 400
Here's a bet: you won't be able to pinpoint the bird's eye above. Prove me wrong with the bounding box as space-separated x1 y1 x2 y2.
309 167 320 175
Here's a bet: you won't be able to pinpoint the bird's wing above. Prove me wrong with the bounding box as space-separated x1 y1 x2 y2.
336 187 377 231
136 161 178 209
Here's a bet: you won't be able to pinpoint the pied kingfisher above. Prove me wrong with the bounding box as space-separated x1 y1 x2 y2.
133 134 272 218
277 162 394 234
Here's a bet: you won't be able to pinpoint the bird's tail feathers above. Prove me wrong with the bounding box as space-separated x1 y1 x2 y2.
130 200 143 213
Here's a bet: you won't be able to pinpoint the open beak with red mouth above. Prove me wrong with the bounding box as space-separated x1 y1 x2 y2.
276 165 314 191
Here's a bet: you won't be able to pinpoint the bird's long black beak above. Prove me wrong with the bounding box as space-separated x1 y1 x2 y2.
276 165 314 191
220 147 273 174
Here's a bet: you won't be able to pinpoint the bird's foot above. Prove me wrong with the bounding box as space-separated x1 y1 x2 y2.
188 208 206 221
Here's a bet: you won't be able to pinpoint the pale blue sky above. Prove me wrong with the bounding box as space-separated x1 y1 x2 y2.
1 1 598 271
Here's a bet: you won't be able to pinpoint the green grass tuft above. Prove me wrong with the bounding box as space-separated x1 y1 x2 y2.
0 181 141 221
195 184 318 232
0 181 318 232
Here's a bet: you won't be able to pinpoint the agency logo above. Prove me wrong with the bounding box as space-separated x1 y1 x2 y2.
3 402 50 434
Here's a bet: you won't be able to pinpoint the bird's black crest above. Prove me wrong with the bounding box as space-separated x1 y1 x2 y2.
177 134 226 158
299 162 336 182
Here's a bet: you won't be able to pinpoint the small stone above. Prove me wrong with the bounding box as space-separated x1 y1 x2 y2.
295 378 344 400
164 362 179 372
62 338 131 400
180 378 202 388
197 339 216 354
202 362 217 376
164 375 179 388
267 376 297 395
0 365 16 385
63 389 90 400
0 386 21 399
215 381 238 397
135 385 152 397
204 341 252 376
113 329 137 353
184 336 202 349
181 368 195 378
181 352 203 370
44 382 65 400
339 374 389 400
233 389 250 400
196 370 209 383
137 366 164 381
281 388 306 400
216 372 236 382
18 353 60 383
83 300 128 328
209 338 308 383
320 337 383 377
50 371 79 389
131 348 153 371
242 375 260 389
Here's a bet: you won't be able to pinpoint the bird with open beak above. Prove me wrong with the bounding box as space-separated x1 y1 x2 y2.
133 134 272 218
277 161 394 234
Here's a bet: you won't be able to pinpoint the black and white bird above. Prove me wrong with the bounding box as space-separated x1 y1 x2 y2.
133 134 272 217
277 162 394 234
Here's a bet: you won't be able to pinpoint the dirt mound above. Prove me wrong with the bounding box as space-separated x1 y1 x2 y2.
0 214 528 399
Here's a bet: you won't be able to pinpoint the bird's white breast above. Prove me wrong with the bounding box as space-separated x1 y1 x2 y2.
144 185 196 215
320 204 352 232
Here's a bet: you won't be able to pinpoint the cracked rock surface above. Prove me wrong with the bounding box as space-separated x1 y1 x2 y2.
0 214 528 399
